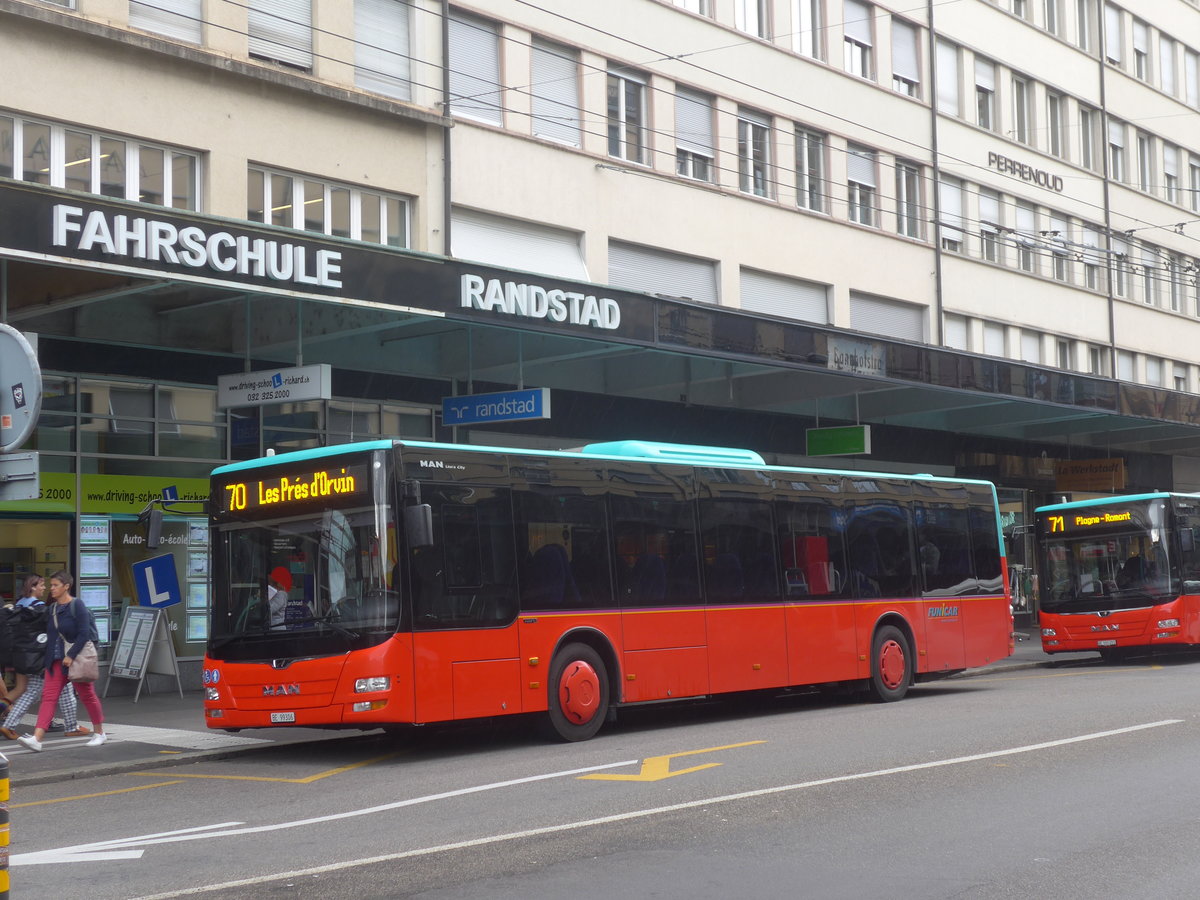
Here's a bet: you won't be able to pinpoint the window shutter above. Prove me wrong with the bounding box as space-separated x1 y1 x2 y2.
129 0 202 43
1104 3 1121 61
982 322 1005 357
248 0 313 68
1082 225 1102 265
943 314 967 349
979 190 1000 227
739 268 829 323
891 20 918 82
938 177 963 244
1165 145 1179 178
1020 332 1041 363
531 40 580 145
974 58 995 90
1016 203 1037 245
675 89 714 155
936 41 959 113
849 292 925 342
1108 119 1124 147
608 241 718 304
1186 51 1199 107
843 0 873 45
451 208 587 280
355 0 411 100
847 147 876 187
448 12 503 124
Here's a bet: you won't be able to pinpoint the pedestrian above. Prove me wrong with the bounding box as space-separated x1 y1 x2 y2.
17 571 107 752
0 574 91 741
268 566 292 630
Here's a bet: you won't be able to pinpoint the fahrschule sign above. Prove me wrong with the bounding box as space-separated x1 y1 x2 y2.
0 181 654 342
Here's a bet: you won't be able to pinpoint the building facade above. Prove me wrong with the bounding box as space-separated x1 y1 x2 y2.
3 0 1200 665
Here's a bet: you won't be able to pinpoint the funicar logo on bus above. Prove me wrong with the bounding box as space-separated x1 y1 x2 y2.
928 605 960 619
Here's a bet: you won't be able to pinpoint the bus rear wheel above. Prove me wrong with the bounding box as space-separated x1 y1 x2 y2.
867 624 912 702
545 643 609 742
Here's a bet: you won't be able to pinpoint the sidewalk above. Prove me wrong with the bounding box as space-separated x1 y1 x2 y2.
0 630 1093 788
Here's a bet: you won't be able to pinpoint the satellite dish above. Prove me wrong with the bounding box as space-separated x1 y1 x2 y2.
0 324 42 453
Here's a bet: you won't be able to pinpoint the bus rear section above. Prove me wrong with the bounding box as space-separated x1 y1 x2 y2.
1035 493 1200 656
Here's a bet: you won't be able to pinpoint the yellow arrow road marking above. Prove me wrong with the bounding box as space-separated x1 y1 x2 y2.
128 752 400 784
580 740 766 782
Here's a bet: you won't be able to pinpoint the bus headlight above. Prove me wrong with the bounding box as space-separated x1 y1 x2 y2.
1157 618 1180 629
355 676 390 693
205 687 220 701
353 700 388 712
1042 628 1057 637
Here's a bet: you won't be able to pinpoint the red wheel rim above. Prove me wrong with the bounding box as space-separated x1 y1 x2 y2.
558 659 601 725
878 639 906 690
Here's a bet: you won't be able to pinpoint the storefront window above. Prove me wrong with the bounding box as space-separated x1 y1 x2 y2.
64 130 91 193
22 121 51 185
99 137 127 199
0 115 12 178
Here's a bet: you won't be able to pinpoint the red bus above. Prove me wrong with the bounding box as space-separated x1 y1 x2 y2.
1036 492 1200 659
203 439 1014 740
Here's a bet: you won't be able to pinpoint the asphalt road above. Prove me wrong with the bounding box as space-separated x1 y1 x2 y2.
12 654 1200 899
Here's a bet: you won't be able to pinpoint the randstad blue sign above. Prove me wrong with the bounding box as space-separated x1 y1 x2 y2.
442 388 551 426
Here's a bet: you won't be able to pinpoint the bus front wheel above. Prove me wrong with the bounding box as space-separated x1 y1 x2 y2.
867 625 912 703
545 643 609 742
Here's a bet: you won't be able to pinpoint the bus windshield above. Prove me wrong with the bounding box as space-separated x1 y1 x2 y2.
208 452 399 661
1041 531 1171 613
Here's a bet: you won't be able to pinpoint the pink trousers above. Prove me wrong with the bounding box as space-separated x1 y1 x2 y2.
38 665 104 731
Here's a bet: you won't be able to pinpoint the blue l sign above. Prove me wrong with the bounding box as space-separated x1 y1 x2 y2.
442 388 551 426
132 554 182 608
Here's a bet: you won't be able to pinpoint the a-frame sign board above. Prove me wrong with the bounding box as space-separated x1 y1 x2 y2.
103 606 183 702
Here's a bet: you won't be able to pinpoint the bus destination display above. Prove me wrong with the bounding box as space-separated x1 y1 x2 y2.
1042 509 1134 533
218 464 368 515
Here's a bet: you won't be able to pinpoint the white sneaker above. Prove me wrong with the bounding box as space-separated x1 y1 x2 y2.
86 732 108 747
17 735 42 752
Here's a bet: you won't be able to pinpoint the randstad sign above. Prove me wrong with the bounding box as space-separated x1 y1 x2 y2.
460 274 621 331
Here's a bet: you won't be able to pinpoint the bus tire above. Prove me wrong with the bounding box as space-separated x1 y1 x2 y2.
867 624 911 703
545 643 609 742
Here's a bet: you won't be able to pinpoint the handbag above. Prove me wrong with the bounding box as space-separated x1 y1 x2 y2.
54 602 101 683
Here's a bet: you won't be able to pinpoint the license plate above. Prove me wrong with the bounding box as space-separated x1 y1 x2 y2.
270 712 296 723
1097 639 1117 647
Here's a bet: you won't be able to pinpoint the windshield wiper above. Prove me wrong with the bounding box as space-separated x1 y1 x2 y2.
285 613 360 640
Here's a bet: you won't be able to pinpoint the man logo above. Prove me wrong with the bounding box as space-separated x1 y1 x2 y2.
263 684 300 696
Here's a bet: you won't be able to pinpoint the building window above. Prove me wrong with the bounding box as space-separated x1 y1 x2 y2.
1103 3 1122 65
608 240 718 304
795 127 827 211
1187 50 1200 107
1049 213 1070 282
3 114 199 210
1090 346 1107 376
675 89 714 182
1046 91 1066 158
1108 118 1126 181
983 321 1006 357
795 0 823 59
735 0 770 37
1117 350 1135 381
1190 155 1200 212
1140 245 1158 305
1043 0 1060 35
247 166 408 247
1111 236 1129 297
447 12 503 124
607 68 647 164
355 0 412 101
1160 37 1177 95
1056 339 1072 370
847 145 877 226
1082 225 1104 289
1015 202 1037 272
1132 19 1149 80
452 208 587 280
843 0 874 80
937 175 963 251
1136 131 1153 192
1079 105 1099 170
1013 0 1028 19
1164 145 1179 203
676 0 712 13
530 40 581 146
1174 364 1188 392
936 40 959 116
944 313 968 350
130 0 202 43
737 109 772 197
1146 357 1163 386
896 161 922 238
1020 331 1041 363
1168 256 1183 311
248 0 313 69
1011 75 1031 145
892 19 920 96
1076 0 1097 52
975 58 995 128
979 189 1002 262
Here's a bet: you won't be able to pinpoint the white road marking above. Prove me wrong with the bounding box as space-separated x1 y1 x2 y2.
22 720 1185 893
12 823 244 866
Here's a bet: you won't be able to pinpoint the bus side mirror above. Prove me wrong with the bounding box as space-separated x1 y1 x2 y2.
1181 529 1196 553
405 504 434 549
140 507 164 550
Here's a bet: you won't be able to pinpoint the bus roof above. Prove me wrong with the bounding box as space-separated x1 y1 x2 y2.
212 438 999 490
1034 492 1187 513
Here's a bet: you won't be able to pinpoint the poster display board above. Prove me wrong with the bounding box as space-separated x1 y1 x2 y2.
103 606 183 702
